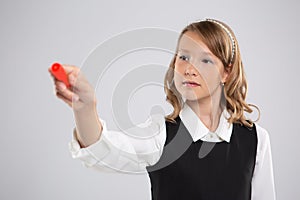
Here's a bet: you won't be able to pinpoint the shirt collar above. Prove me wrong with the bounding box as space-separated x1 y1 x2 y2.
179 103 233 143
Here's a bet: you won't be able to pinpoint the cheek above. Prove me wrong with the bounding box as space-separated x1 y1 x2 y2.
174 60 184 73
173 72 183 90
198 66 222 85
173 62 186 81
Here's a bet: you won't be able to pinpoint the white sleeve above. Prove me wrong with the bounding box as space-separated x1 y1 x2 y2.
251 124 276 200
68 114 166 174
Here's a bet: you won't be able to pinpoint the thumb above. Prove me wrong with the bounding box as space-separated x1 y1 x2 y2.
61 64 80 76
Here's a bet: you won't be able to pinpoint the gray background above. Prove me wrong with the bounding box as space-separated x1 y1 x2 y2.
1 0 299 199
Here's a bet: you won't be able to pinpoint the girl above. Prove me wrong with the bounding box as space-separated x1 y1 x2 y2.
49 18 276 200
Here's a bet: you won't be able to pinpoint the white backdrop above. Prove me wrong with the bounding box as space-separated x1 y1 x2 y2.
1 0 299 199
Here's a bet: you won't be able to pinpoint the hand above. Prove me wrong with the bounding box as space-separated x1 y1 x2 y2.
48 64 96 111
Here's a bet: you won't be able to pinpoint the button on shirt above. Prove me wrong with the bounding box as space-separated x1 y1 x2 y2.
69 103 276 200
179 103 232 143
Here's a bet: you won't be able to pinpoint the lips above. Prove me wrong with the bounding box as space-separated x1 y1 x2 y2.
182 80 201 86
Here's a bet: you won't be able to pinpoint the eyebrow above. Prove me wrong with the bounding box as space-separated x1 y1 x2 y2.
178 48 214 57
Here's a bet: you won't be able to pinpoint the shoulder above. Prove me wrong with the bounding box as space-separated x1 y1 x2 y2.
255 123 271 149
164 116 183 145
233 121 269 139
232 121 258 140
232 122 271 151
253 123 272 165
165 115 181 131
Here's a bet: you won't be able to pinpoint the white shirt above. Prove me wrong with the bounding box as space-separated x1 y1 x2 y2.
69 103 276 200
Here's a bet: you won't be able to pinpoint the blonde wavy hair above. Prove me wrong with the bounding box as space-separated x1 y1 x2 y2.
164 19 260 128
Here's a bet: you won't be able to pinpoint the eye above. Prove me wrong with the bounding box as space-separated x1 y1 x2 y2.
178 55 190 61
202 59 213 64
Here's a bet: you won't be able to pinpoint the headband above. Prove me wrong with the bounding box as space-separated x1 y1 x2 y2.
204 18 236 65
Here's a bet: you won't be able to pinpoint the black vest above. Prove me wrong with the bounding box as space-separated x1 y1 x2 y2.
146 116 257 200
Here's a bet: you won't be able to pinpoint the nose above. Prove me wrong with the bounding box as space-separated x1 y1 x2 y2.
184 63 198 76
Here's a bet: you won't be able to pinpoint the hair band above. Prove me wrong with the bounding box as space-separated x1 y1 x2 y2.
204 18 236 65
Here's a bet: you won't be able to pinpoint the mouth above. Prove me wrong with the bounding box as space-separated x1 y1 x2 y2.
182 80 201 87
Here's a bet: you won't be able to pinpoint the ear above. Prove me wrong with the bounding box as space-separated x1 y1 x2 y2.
222 67 230 83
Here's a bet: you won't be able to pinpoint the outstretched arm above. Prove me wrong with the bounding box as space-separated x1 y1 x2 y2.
49 64 103 147
49 64 166 173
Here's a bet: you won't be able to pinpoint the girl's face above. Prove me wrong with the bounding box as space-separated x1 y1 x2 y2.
174 31 228 102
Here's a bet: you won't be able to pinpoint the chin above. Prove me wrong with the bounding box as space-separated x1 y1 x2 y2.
181 93 201 101
183 93 211 102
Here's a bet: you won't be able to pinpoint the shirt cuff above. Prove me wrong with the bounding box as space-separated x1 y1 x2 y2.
68 118 111 168
68 117 156 174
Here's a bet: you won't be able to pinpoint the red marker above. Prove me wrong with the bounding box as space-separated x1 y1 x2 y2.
50 63 70 88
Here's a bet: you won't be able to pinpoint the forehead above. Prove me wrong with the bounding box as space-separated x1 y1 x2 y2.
178 31 212 55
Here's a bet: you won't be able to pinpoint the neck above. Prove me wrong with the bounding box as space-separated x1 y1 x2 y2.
186 84 224 132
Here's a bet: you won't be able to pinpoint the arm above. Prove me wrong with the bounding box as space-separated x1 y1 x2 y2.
69 114 166 174
49 64 166 173
251 125 276 200
73 105 103 148
49 64 104 148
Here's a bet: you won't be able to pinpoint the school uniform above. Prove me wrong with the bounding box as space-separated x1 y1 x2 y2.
69 103 276 200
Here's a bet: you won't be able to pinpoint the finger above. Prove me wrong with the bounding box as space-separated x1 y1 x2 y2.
56 92 73 107
55 81 66 91
61 65 81 90
56 83 79 102
48 67 52 73
53 77 77 96
56 89 79 103
48 64 79 80
48 68 55 79
68 74 83 91
48 67 60 83
55 78 76 93
61 64 80 75
68 74 77 89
